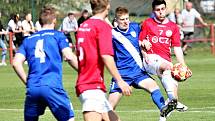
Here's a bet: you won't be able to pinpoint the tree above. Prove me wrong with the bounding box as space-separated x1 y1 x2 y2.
189 0 204 15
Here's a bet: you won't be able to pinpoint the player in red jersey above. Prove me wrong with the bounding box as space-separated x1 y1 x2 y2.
139 0 192 121
75 0 132 121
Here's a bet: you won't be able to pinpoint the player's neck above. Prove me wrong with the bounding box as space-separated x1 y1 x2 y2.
92 13 106 20
41 24 54 30
153 17 169 24
117 26 128 32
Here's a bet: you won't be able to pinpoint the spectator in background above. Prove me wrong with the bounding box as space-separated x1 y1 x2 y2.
7 13 22 48
168 8 184 40
61 12 78 46
168 8 183 25
35 18 42 32
77 9 89 27
22 13 35 39
181 1 207 54
0 12 8 66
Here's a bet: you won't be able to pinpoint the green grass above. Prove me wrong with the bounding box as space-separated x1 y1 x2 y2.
0 43 215 121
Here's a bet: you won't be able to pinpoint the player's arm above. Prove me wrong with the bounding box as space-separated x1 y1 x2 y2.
62 47 78 71
12 53 27 85
101 55 132 96
173 47 185 65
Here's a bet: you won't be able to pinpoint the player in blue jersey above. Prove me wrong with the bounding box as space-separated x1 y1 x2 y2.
12 6 78 121
108 6 177 119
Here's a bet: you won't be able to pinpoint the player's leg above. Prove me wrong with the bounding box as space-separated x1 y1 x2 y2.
159 62 177 100
44 86 75 121
135 74 165 111
159 62 188 112
108 80 123 109
79 89 115 121
135 73 177 118
83 111 102 121
24 87 46 121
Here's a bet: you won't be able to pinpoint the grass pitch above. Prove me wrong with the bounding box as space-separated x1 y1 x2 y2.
0 43 215 121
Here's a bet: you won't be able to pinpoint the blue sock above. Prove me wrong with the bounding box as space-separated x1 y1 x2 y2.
151 89 165 110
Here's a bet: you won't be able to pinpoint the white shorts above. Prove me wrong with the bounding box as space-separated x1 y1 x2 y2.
143 54 172 76
79 89 113 113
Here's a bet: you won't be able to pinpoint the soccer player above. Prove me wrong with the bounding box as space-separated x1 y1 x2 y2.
139 0 192 120
75 0 132 121
108 6 177 120
12 6 78 121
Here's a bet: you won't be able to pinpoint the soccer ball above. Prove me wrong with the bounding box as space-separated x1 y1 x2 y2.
171 63 192 82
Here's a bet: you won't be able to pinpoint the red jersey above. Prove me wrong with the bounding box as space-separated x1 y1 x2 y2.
75 17 113 96
139 18 181 62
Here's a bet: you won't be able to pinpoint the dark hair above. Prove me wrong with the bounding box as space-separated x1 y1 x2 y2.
82 9 88 14
39 6 56 26
68 12 74 16
152 0 166 10
90 0 109 15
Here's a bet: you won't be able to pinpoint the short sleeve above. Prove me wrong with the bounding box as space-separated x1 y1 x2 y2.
193 9 201 18
139 20 148 41
17 39 27 57
171 25 181 47
98 23 113 56
57 32 70 50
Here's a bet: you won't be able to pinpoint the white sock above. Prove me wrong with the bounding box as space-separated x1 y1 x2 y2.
161 70 178 100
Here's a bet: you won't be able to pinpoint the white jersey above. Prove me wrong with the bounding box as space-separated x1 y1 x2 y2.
181 8 201 32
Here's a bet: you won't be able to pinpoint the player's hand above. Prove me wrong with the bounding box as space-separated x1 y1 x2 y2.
140 39 151 51
117 80 132 96
186 66 192 78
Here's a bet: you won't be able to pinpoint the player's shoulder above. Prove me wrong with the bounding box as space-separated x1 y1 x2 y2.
130 22 139 26
144 17 154 22
167 19 178 27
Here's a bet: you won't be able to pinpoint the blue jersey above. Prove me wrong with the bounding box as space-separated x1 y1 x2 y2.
112 22 144 77
18 29 69 89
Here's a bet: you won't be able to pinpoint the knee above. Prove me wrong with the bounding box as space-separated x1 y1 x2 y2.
138 78 159 92
160 63 172 73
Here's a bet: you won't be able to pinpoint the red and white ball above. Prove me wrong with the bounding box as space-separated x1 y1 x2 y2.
171 63 192 82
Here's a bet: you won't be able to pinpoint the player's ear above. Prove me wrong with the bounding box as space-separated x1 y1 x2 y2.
53 18 57 26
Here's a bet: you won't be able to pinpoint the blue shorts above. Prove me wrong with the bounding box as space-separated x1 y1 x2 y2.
109 71 152 93
24 86 74 121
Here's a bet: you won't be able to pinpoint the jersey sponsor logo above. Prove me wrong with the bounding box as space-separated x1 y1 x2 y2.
151 36 170 44
130 31 137 37
166 30 173 37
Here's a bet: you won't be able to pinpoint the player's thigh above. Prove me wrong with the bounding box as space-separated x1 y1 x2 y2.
109 77 132 94
45 87 74 121
24 87 47 119
134 73 159 93
102 110 120 121
159 61 173 71
145 54 172 75
108 92 122 109
79 89 113 114
143 54 163 75
83 111 102 121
